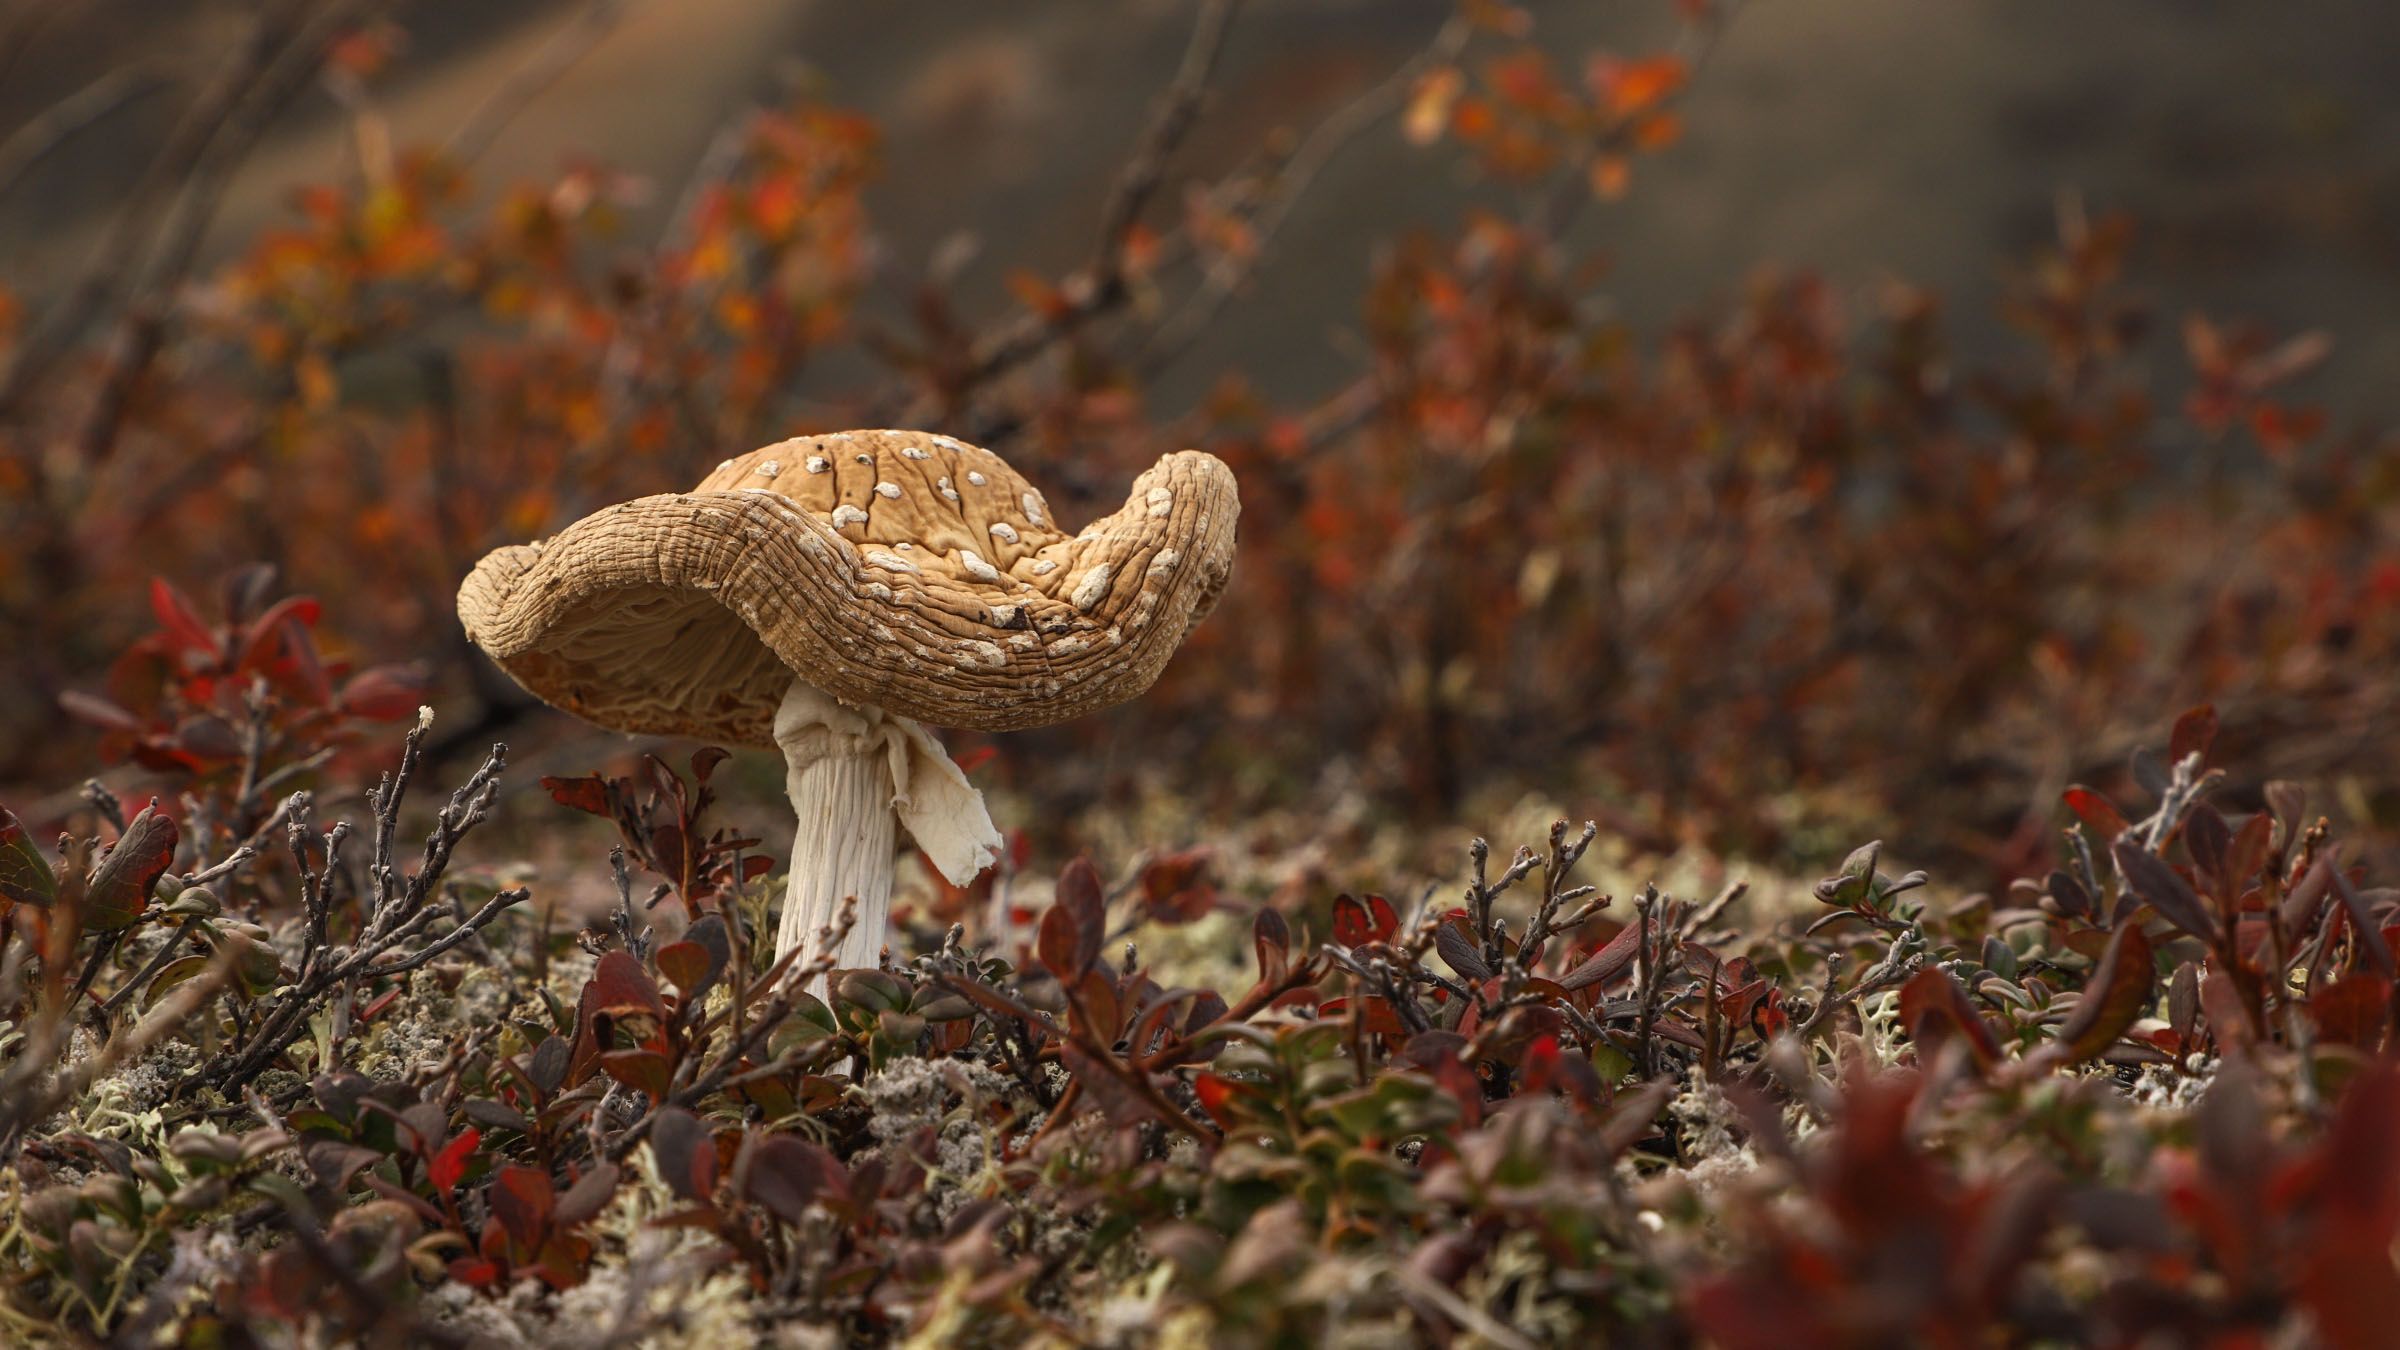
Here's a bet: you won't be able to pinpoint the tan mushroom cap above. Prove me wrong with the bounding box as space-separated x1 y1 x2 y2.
456 430 1238 744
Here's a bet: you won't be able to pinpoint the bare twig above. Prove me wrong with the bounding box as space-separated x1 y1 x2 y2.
902 0 1243 426
0 0 63 80
72 0 391 466
189 718 523 1095
1140 12 1471 375
1094 0 1243 275
443 0 634 168
0 0 320 415
93 916 208 1029
1796 934 1923 1040
0 62 170 205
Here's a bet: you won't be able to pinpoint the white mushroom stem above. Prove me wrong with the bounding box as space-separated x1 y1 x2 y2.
772 678 1002 996
775 738 898 978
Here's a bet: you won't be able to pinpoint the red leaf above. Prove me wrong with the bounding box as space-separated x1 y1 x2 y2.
1519 1030 1561 1080
172 716 243 763
2063 786 2131 840
1898 967 2002 1073
1333 892 1401 946
1559 922 1641 991
1071 968 1122 1042
0 807 58 909
2292 1063 2400 1345
2308 974 2391 1050
689 746 732 784
2169 704 2220 765
1434 920 1492 982
2223 813 2274 896
586 950 665 1019
2056 924 2155 1064
553 1163 620 1228
744 1134 845 1224
1253 907 1290 987
1139 848 1211 902
2199 969 2255 1053
649 823 690 888
270 613 334 707
540 774 617 818
1039 858 1105 982
1193 1072 1242 1127
647 1108 717 1202
1139 848 1218 925
2113 839 2219 944
2182 804 2231 886
599 1049 672 1098
489 1164 554 1251
338 664 429 721
235 596 323 674
148 577 220 659
656 920 730 999
86 803 178 932
430 1128 480 1192
2334 869 2399 980
2282 855 2336 934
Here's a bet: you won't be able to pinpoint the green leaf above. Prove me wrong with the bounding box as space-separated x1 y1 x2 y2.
0 807 57 909
144 954 215 1008
769 993 839 1056
247 1171 315 1217
1813 839 1882 908
832 969 908 1017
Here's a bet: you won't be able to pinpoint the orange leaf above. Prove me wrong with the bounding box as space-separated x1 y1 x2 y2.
1593 54 1687 117
1588 155 1631 200
1405 67 1464 146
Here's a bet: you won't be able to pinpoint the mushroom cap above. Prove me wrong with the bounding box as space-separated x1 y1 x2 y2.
456 430 1238 744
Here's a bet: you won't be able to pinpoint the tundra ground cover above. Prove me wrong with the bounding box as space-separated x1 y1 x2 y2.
3 636 2397 1345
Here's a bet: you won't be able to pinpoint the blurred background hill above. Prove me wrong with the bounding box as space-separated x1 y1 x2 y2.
9 0 2400 420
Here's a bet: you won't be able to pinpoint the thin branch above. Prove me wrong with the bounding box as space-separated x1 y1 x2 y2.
1140 12 1471 375
73 0 389 466
1093 0 1242 274
0 62 171 206
93 916 207 1028
907 0 1244 423
190 731 523 1096
0 0 319 415
442 0 634 169
0 0 65 83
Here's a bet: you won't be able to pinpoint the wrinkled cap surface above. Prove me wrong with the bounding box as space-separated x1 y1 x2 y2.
456 430 1238 744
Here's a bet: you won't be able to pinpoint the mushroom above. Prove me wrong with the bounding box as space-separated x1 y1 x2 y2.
455 430 1238 985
